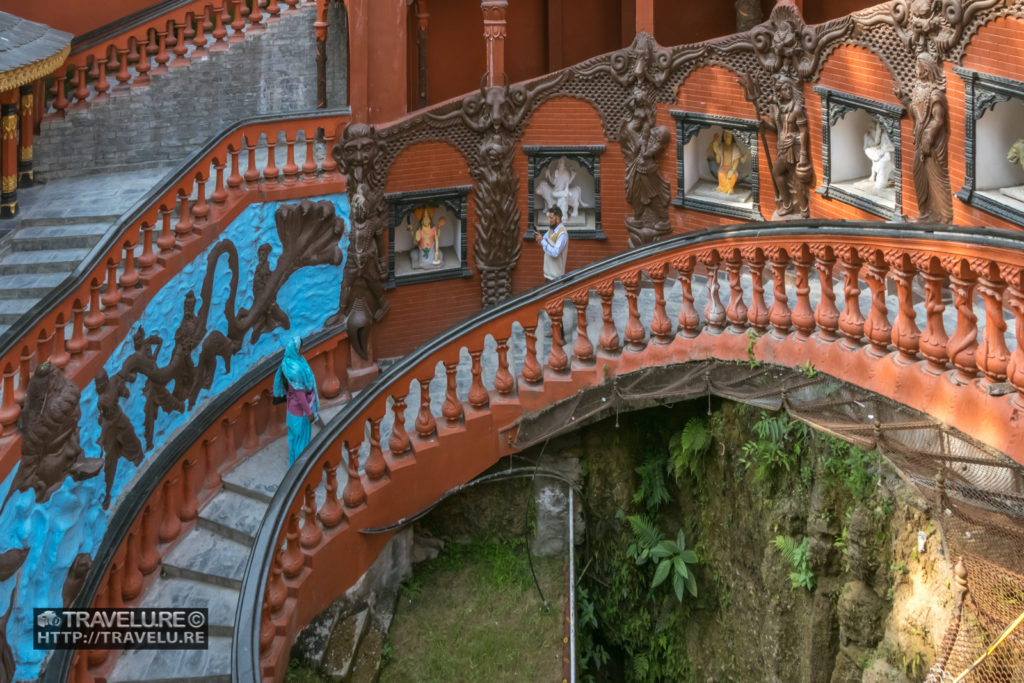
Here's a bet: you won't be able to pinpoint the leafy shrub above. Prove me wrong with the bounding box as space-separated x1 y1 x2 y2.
772 535 814 591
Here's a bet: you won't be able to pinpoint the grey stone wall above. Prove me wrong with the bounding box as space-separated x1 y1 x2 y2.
35 4 348 179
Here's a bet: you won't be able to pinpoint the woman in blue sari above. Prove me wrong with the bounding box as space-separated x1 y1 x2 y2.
273 337 320 465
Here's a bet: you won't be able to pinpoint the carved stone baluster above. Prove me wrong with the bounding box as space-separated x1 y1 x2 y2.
203 438 222 491
300 484 323 548
975 261 1010 386
916 255 949 374
174 188 193 237
321 347 342 399
546 300 569 373
494 338 515 395
886 251 920 364
267 554 286 613
767 248 791 338
700 251 726 334
862 250 892 357
157 206 174 252
121 531 143 602
259 601 274 653
211 159 228 204
302 135 318 180
318 461 344 528
0 363 17 434
244 136 260 184
342 441 366 508
227 144 243 188
944 258 979 385
724 250 747 334
84 279 105 330
14 348 29 407
158 477 181 543
1002 266 1024 404
52 314 70 369
837 247 865 349
790 244 815 339
388 394 412 454
280 512 304 578
621 270 646 351
101 259 120 308
468 351 489 407
243 399 259 450
414 376 436 438
441 362 464 423
673 255 699 338
139 222 157 269
811 245 839 341
179 457 198 522
648 263 673 343
264 136 280 182
597 280 621 351
742 247 769 333
107 562 123 611
119 241 138 288
365 417 388 479
522 325 543 384
67 301 87 355
283 134 299 183
571 290 595 362
138 505 160 575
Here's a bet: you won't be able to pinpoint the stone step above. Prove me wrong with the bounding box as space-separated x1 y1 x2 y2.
0 299 37 325
10 222 111 251
221 439 289 504
106 635 231 683
0 248 92 275
197 489 270 545
137 576 239 638
0 273 68 299
18 214 120 228
161 526 249 590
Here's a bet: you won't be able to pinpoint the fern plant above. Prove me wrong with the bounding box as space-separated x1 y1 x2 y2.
667 417 712 487
773 535 815 591
623 513 664 565
740 411 808 485
634 453 670 512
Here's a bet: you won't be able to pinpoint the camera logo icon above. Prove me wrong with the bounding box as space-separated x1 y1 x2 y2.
37 610 61 628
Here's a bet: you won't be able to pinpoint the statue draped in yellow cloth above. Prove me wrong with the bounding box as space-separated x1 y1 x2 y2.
409 206 445 266
706 131 750 194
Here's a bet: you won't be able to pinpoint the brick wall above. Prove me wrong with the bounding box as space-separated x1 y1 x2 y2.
34 5 347 179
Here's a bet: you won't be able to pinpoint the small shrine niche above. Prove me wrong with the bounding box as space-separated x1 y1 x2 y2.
671 111 761 220
524 146 604 238
955 68 1024 226
814 87 903 220
386 186 471 286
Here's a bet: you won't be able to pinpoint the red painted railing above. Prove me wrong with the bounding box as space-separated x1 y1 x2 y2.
47 0 314 117
0 109 349 487
233 221 1024 680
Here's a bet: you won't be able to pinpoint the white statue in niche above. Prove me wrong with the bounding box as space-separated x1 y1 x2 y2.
1001 139 1024 203
535 157 583 219
863 121 895 193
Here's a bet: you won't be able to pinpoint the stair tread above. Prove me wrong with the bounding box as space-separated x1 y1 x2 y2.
199 489 269 541
10 223 111 240
161 527 250 583
106 635 232 682
137 576 239 627
0 247 91 264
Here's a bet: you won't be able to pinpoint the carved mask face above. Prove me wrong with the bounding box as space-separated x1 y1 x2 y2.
908 0 940 38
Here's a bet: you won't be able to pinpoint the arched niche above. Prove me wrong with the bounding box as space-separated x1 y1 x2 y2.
670 111 761 221
814 87 904 220
524 146 605 240
386 186 472 287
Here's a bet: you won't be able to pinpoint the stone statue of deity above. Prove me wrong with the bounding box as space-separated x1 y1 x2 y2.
863 121 895 193
706 130 750 194
1008 139 1024 174
408 206 445 269
535 157 583 220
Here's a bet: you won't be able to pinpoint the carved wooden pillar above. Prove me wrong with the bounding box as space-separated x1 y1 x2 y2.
415 0 430 108
0 89 18 218
17 84 34 187
481 1 508 86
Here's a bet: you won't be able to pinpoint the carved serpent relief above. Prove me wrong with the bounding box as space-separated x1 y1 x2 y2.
104 199 345 489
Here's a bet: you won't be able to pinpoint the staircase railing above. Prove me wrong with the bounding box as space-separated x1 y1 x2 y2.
48 0 315 117
232 220 1024 680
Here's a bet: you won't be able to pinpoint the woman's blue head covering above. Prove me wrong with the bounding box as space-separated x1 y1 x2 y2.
274 336 317 397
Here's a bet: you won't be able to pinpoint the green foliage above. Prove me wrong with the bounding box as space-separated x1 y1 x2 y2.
650 529 700 604
634 453 671 512
285 659 326 683
797 359 817 377
667 417 712 488
822 436 881 502
623 512 664 565
773 535 815 591
577 586 610 681
745 329 763 367
740 411 808 486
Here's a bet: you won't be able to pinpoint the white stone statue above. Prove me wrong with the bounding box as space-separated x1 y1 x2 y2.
535 157 583 219
863 121 895 193
1007 138 1024 173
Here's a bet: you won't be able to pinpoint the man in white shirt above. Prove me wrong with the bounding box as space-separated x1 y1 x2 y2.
536 206 569 281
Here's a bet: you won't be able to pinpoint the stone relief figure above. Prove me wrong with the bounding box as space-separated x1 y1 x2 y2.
706 130 750 194
1007 138 1024 176
408 206 445 268
535 157 583 219
863 121 895 193
472 131 522 307
2 362 101 510
759 74 815 219
244 243 291 343
95 369 144 510
903 52 953 223
621 89 672 248
329 123 389 358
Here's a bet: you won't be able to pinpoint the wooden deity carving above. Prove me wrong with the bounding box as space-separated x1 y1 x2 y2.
329 123 389 357
95 369 144 510
905 52 953 222
760 73 815 219
621 89 672 247
3 362 101 508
